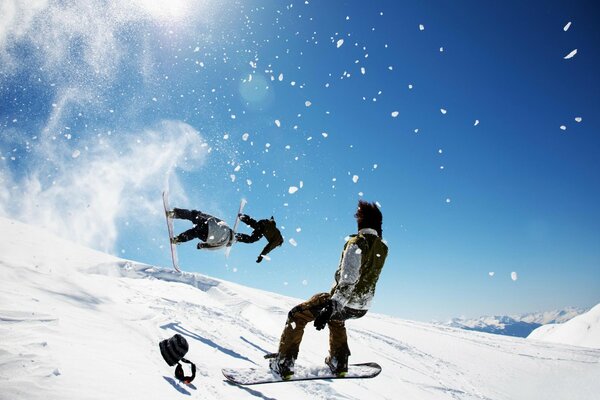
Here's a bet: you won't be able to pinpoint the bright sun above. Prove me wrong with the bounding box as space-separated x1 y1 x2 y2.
134 0 191 21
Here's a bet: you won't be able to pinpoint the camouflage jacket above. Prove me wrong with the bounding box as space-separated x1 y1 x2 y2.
330 228 388 311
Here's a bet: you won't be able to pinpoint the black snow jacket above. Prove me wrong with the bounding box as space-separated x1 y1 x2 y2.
236 214 284 262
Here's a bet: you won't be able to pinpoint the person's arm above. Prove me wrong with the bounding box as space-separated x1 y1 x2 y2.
235 231 263 243
330 243 362 309
239 214 259 229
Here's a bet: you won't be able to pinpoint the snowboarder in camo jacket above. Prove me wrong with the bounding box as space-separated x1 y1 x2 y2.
267 200 388 379
168 208 283 262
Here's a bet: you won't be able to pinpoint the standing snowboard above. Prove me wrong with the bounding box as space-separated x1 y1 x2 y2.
162 191 180 272
222 362 381 385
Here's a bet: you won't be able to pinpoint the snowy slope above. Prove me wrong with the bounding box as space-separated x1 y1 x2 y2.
1 216 599 400
528 304 600 349
445 307 585 338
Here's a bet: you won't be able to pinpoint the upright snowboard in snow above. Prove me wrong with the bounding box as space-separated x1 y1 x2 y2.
162 191 180 272
222 362 381 385
224 198 247 258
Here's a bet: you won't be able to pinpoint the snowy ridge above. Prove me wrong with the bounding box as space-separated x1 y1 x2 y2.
445 307 586 338
528 304 600 349
1 216 599 400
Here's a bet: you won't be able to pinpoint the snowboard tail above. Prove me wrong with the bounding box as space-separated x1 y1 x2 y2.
222 362 381 385
162 191 180 272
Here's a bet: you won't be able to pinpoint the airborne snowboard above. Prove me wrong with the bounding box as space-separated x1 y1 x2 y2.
162 191 180 272
224 198 247 258
222 362 381 385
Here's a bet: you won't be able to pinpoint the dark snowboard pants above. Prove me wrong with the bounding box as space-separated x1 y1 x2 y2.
172 208 211 242
277 292 366 365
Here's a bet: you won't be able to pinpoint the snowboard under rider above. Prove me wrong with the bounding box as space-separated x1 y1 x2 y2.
267 200 388 380
168 208 283 262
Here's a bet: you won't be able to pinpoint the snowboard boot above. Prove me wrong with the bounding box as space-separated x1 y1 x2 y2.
266 353 294 380
170 237 180 245
166 210 176 219
325 356 348 377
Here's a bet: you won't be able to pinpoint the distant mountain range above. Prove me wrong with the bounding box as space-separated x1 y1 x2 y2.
444 307 587 338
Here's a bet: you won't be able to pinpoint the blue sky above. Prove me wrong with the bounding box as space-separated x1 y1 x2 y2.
1 1 599 321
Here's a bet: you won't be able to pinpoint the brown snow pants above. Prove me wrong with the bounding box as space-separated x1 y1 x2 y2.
277 292 366 363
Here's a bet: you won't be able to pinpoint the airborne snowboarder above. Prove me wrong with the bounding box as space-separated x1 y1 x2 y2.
267 200 388 380
167 208 283 262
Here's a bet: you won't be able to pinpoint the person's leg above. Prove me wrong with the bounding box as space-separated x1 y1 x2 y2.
172 208 195 221
173 227 199 243
172 208 212 224
327 320 350 373
273 293 330 376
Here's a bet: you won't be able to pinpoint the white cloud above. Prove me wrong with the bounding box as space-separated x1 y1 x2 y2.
1 120 208 252
0 0 216 84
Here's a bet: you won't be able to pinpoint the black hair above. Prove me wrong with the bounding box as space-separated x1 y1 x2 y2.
355 200 383 236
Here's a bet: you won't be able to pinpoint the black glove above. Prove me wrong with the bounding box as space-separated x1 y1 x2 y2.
314 301 334 331
239 214 250 223
256 255 263 263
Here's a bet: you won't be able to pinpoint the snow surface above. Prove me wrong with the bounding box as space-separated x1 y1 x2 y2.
528 304 600 349
1 216 599 400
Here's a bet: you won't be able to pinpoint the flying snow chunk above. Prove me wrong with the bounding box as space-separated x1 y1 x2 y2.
242 133 250 141
288 186 299 194
289 238 298 247
336 39 344 48
474 119 480 126
408 84 413 89
361 67 366 75
419 24 425 31
563 21 572 32
275 119 281 127
302 279 308 286
391 111 399 118
575 117 582 123
278 73 284 81
305 100 312 107
352 175 359 183
489 272 495 277
560 125 567 131
511 271 518 281
564 49 577 59
440 108 447 114
322 132 328 138
71 150 81 159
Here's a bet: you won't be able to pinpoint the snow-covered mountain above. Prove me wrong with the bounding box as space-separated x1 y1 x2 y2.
445 308 586 338
1 216 599 400
528 304 600 349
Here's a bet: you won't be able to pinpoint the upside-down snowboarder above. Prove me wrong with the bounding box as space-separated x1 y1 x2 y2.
267 200 388 380
167 208 284 262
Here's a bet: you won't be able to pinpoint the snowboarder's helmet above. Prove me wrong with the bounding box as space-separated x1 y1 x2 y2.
159 334 189 366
